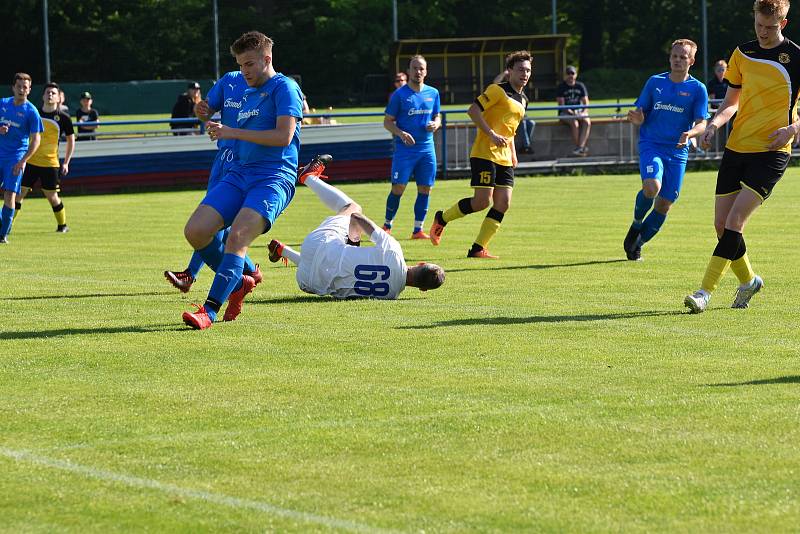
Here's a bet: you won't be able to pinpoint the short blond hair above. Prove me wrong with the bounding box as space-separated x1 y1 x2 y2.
754 0 790 19
230 31 273 56
671 39 698 58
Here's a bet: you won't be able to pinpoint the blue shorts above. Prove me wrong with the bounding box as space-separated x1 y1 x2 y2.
207 147 237 192
638 144 688 203
0 159 23 194
391 149 437 187
202 166 295 230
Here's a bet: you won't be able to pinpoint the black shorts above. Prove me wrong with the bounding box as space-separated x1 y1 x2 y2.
716 148 789 201
470 157 514 188
21 164 61 192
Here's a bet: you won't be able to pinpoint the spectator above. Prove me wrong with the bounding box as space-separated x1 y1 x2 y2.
170 81 202 135
494 69 535 154
557 65 591 156
75 91 99 141
706 59 729 109
393 72 407 91
58 89 69 114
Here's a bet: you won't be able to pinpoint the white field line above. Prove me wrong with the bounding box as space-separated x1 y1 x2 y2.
1 447 395 534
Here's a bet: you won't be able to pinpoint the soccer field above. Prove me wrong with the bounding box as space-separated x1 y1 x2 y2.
1 169 799 531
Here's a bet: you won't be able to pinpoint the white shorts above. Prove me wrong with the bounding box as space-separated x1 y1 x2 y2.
296 215 349 294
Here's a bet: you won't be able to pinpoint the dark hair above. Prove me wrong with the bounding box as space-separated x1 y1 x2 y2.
230 31 274 56
43 82 59 92
13 72 32 85
414 263 445 291
506 50 533 70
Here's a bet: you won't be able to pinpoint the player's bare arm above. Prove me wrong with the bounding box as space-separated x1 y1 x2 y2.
426 113 441 132
62 133 75 175
194 100 215 122
467 102 506 147
207 115 296 147
383 114 415 145
627 108 645 125
700 87 740 148
677 118 707 148
12 132 41 176
349 212 379 241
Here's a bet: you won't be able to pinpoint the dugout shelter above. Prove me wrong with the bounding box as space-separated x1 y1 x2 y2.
390 34 569 104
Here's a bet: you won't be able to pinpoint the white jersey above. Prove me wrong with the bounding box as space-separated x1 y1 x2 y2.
296 215 408 299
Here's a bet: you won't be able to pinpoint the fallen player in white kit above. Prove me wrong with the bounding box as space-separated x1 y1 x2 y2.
268 154 445 299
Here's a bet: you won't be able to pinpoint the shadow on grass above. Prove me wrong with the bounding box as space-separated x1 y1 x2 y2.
703 375 800 387
248 295 335 305
0 324 187 340
2 291 170 302
444 258 628 273
397 309 683 329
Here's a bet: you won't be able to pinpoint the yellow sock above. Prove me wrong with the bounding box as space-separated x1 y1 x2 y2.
701 256 731 293
730 253 755 285
475 217 501 249
54 205 67 226
442 203 466 224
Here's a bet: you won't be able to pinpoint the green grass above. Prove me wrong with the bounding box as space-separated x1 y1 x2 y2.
2 169 799 532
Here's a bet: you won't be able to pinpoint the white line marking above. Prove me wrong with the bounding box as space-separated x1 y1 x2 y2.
1 447 393 533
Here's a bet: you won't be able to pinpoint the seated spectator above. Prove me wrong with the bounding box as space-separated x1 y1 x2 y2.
494 69 535 154
557 66 591 156
76 91 99 141
170 81 202 135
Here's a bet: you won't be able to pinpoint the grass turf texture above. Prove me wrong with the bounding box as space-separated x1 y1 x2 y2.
1 169 799 532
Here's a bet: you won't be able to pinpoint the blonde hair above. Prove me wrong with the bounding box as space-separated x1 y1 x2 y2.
754 0 790 19
671 39 698 58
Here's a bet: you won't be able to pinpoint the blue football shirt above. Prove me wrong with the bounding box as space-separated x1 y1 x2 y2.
0 97 44 161
385 84 441 152
206 71 249 151
235 73 303 177
636 73 709 147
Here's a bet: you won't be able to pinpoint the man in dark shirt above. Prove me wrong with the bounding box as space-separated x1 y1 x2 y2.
556 66 591 156
75 91 99 141
706 59 729 109
170 81 202 135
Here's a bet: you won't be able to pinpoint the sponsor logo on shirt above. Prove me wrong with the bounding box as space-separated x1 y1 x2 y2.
238 109 260 121
653 101 684 113
407 108 432 116
224 98 242 109
679 91 690 96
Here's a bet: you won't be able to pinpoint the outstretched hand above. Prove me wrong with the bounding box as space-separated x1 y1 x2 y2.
768 125 796 150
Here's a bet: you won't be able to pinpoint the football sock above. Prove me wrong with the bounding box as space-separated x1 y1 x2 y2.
281 243 301 265
474 208 504 249
206 253 245 313
197 234 225 272
442 198 475 224
413 193 430 233
52 202 66 226
640 210 666 243
730 235 755 285
700 229 742 293
202 300 221 322
632 190 654 229
305 174 354 212
187 251 205 279
0 206 14 237
242 254 256 276
13 202 21 219
384 192 402 227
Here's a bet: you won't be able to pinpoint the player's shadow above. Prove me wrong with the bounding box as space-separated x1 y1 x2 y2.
702 375 800 387
2 291 170 302
0 324 187 340
443 258 628 273
248 295 339 305
397 309 683 329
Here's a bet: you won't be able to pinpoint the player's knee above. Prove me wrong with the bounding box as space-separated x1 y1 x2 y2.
642 183 660 198
391 183 406 195
471 197 491 211
184 221 210 249
654 198 672 213
713 218 726 238
493 198 511 212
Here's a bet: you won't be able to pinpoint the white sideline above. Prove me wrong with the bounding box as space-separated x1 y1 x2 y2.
1 447 391 533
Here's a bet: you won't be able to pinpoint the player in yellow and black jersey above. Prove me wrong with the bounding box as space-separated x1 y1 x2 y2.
429 50 531 258
18 82 74 232
684 0 799 312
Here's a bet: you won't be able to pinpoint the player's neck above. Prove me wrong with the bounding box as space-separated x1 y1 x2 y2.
252 66 277 87
407 80 423 92
80 104 91 112
13 96 26 106
509 79 525 93
669 70 690 83
42 103 58 113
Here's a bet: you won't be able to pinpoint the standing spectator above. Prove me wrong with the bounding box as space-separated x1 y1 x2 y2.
0 73 43 243
706 59 729 108
58 89 69 114
76 91 99 141
170 81 202 135
393 72 407 91
557 66 591 156
382 55 441 238
18 82 75 233
494 69 535 154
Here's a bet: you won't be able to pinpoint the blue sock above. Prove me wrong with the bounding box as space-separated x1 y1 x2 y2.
633 190 654 229
205 253 245 320
243 254 256 275
384 192 402 227
640 210 667 243
187 251 205 279
197 234 225 272
0 206 14 237
413 192 430 233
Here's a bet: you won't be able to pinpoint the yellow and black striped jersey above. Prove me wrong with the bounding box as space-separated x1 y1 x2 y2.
725 38 800 154
470 82 528 166
28 109 74 168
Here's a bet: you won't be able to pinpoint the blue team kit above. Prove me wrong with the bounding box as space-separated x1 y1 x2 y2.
386 84 440 186
0 97 44 193
635 73 709 202
205 71 249 189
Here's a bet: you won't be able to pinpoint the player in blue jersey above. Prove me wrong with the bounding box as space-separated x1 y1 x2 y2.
181 31 304 329
623 39 709 261
382 55 441 238
0 73 43 244
163 70 263 292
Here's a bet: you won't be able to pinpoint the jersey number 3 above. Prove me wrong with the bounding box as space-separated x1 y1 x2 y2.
354 264 391 297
